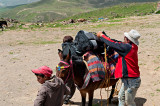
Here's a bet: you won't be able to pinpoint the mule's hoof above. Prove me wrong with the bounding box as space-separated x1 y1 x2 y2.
64 100 74 104
111 98 118 104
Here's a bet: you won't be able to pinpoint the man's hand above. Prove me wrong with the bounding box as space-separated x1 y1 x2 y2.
97 31 103 38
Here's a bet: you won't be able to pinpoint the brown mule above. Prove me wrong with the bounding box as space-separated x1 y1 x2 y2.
56 49 118 106
0 21 7 31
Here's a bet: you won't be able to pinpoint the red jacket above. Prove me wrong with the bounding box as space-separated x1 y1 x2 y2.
101 34 140 78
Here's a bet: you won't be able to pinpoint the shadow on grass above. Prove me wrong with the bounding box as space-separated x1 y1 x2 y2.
68 101 81 105
135 97 147 106
92 97 118 106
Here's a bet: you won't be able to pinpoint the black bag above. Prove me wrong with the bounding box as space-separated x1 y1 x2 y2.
62 42 78 58
74 30 104 55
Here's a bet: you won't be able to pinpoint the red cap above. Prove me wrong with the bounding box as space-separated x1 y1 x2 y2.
32 66 53 77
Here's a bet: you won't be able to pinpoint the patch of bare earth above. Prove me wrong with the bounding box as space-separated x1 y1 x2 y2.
0 14 160 106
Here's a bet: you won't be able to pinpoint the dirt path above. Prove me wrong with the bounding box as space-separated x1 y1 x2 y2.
0 14 160 106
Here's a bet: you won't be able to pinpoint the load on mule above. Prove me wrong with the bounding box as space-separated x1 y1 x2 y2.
56 30 119 106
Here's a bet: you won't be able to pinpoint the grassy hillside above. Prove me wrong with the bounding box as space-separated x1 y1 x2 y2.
62 2 157 21
0 8 9 13
41 2 156 29
0 0 159 22
0 0 95 22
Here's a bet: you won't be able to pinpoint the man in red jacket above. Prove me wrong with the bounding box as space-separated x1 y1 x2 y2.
97 29 141 106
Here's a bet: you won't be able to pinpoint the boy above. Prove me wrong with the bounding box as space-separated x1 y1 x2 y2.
32 66 70 106
61 36 76 104
62 36 78 59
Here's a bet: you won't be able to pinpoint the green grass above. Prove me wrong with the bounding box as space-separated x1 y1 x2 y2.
156 89 160 92
9 52 14 54
10 58 20 61
140 38 146 43
156 55 160 59
154 66 160 71
18 42 25 45
150 93 155 96
33 41 60 45
155 10 160 14
61 2 157 22
91 23 121 29
140 24 157 29
0 7 10 13
138 63 146 66
46 22 80 28
93 104 99 106
107 19 124 22
6 40 61 46
157 38 160 43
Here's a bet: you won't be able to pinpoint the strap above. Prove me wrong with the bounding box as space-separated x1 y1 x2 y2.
60 61 69 65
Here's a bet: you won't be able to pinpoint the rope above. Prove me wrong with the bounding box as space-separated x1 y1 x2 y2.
107 52 120 97
105 44 110 106
99 45 121 106
83 60 89 70
100 44 111 106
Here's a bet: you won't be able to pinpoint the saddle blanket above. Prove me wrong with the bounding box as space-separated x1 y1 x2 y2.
81 51 118 89
81 51 105 89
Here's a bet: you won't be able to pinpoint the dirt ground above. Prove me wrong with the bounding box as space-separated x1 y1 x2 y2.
0 14 160 106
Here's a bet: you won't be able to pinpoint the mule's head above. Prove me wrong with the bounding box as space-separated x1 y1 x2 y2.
56 49 72 82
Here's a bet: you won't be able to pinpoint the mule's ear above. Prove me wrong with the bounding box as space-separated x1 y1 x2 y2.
58 49 62 53
58 49 63 60
64 50 71 62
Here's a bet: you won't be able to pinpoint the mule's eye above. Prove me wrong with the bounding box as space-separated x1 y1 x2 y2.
61 69 66 73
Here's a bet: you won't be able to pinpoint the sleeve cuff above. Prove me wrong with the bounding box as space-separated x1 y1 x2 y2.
102 34 110 40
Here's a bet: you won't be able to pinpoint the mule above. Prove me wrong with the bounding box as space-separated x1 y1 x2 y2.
0 21 8 31
56 50 118 106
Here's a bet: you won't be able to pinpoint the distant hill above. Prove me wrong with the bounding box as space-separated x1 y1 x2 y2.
62 2 157 22
0 0 40 7
0 0 159 22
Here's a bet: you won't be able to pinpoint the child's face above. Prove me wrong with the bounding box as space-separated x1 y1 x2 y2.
36 76 46 84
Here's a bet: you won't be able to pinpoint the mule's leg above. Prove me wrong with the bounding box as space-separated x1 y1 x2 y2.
108 84 116 103
88 90 94 106
80 91 86 106
2 26 4 31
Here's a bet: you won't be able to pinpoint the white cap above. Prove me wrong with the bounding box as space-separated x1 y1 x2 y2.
124 29 141 45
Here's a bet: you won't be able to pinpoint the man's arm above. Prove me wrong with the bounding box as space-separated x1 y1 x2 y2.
34 87 46 106
100 34 131 57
